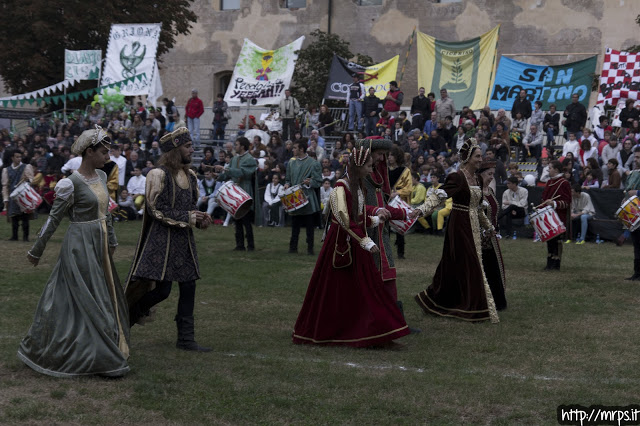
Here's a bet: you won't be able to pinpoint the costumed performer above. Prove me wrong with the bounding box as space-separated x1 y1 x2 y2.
2 149 35 241
292 144 410 347
478 160 507 311
624 147 640 280
126 127 212 352
410 138 500 323
19 125 130 377
387 145 413 259
540 160 571 271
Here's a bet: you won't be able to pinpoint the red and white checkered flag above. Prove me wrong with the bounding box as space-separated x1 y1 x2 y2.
597 47 640 106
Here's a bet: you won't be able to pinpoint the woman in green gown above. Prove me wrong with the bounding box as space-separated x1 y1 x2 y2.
18 126 130 378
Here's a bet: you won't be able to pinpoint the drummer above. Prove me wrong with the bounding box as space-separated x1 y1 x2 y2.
540 160 571 271
284 139 322 255
623 147 640 280
2 149 35 241
215 136 257 251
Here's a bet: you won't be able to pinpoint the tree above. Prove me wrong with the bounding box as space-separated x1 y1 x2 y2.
292 30 373 108
0 0 197 95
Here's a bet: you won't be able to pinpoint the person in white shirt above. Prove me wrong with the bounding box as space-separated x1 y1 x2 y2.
538 156 551 183
570 184 595 244
109 144 127 189
498 176 529 235
601 136 622 178
319 178 332 212
197 169 222 216
522 124 544 161
60 155 82 175
262 173 284 226
562 132 580 158
581 128 598 150
578 139 598 169
126 166 146 214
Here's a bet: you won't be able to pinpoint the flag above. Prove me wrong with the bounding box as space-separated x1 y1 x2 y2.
417 26 499 110
101 23 161 96
489 56 597 111
597 47 640 106
323 55 399 101
224 37 305 106
64 50 101 81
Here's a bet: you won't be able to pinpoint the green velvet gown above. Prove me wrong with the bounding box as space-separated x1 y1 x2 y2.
18 171 130 378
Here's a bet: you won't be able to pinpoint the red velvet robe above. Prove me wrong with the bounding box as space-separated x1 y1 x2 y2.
542 175 571 224
292 180 409 347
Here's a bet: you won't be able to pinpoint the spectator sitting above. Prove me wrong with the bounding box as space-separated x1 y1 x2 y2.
140 118 154 143
197 169 222 218
594 115 612 140
376 110 394 136
562 132 580 158
581 128 598 150
498 176 528 235
538 156 551 184
426 130 447 158
198 147 216 175
114 189 137 221
319 178 332 212
582 170 599 189
142 159 155 176
321 166 335 183
602 158 622 189
569 184 595 244
521 124 544 161
601 135 621 177
309 129 325 149
126 166 146 215
423 172 452 235
577 138 598 169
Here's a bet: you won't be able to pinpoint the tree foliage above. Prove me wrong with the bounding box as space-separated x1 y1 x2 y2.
0 0 197 95
292 30 374 108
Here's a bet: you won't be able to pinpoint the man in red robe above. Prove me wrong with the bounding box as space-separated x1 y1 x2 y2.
541 160 571 270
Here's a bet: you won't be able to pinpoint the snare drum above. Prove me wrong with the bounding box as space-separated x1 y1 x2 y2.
9 182 43 214
214 181 253 219
529 205 566 242
388 196 417 235
280 185 309 212
616 196 640 231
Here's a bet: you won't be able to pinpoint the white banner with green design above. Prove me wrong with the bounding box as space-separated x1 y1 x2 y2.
101 23 161 96
224 36 305 106
64 50 101 81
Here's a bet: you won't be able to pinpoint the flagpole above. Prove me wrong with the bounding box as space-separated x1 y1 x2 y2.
63 86 67 123
398 26 417 88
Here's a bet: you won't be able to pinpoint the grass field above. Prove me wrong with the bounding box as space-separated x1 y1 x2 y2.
1 216 639 425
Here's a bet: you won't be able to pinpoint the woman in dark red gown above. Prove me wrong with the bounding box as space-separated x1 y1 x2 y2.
292 146 409 347
411 138 500 323
478 160 507 311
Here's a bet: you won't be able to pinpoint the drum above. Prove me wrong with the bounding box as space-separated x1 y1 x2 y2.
280 185 309 212
9 182 42 214
388 196 417 235
529 205 566 242
214 181 253 219
616 196 640 231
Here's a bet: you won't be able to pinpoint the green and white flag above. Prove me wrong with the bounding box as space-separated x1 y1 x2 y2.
64 50 101 81
224 36 305 106
101 23 161 96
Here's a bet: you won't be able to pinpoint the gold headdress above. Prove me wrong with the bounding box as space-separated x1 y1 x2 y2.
160 127 192 152
71 125 111 155
351 140 371 166
459 138 480 164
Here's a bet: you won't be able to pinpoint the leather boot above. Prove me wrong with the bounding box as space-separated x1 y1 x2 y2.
175 315 211 352
397 300 421 334
544 257 553 271
553 258 561 270
625 259 640 280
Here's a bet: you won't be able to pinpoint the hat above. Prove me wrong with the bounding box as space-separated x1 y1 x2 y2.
459 138 480 164
355 138 392 152
478 159 496 173
464 120 474 126
191 89 198 93
159 127 192 153
71 125 112 156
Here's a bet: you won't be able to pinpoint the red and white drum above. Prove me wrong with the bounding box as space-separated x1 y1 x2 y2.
108 197 118 212
214 181 253 219
530 205 566 242
9 182 42 214
280 185 309 212
388 196 417 235
616 196 640 231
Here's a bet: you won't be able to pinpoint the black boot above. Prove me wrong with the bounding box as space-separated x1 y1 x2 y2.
23 219 29 242
553 258 561 270
396 235 405 260
397 300 421 334
625 259 640 280
9 217 18 241
175 315 211 352
544 257 553 271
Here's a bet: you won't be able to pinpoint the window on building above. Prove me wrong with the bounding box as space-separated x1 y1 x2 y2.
214 71 232 99
355 0 383 5
280 0 306 8
221 0 240 10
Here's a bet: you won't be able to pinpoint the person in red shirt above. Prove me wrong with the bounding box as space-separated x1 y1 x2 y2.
185 89 204 146
540 160 571 271
383 81 403 118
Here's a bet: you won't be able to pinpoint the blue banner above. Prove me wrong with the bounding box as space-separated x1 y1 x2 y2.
489 56 597 110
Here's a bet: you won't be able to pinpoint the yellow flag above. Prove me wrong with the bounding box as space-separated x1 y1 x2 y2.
417 26 500 110
362 56 400 99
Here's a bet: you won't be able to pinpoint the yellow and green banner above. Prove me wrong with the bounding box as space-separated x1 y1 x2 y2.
417 25 500 110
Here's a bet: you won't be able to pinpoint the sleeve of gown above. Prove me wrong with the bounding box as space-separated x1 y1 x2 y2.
146 168 196 228
416 173 462 216
330 186 376 252
28 178 74 259
99 170 118 247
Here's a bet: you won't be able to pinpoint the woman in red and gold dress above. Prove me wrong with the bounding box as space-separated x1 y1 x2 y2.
292 146 409 347
410 138 500 323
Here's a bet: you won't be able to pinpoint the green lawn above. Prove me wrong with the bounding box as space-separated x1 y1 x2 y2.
1 216 638 425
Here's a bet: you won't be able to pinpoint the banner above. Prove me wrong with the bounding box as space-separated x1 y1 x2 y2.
323 55 399 101
597 47 640 106
224 36 304 106
417 26 500 110
101 23 161 96
489 56 596 111
64 50 101 81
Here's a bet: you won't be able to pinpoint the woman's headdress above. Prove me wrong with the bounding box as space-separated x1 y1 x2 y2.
71 125 111 155
459 138 480 164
